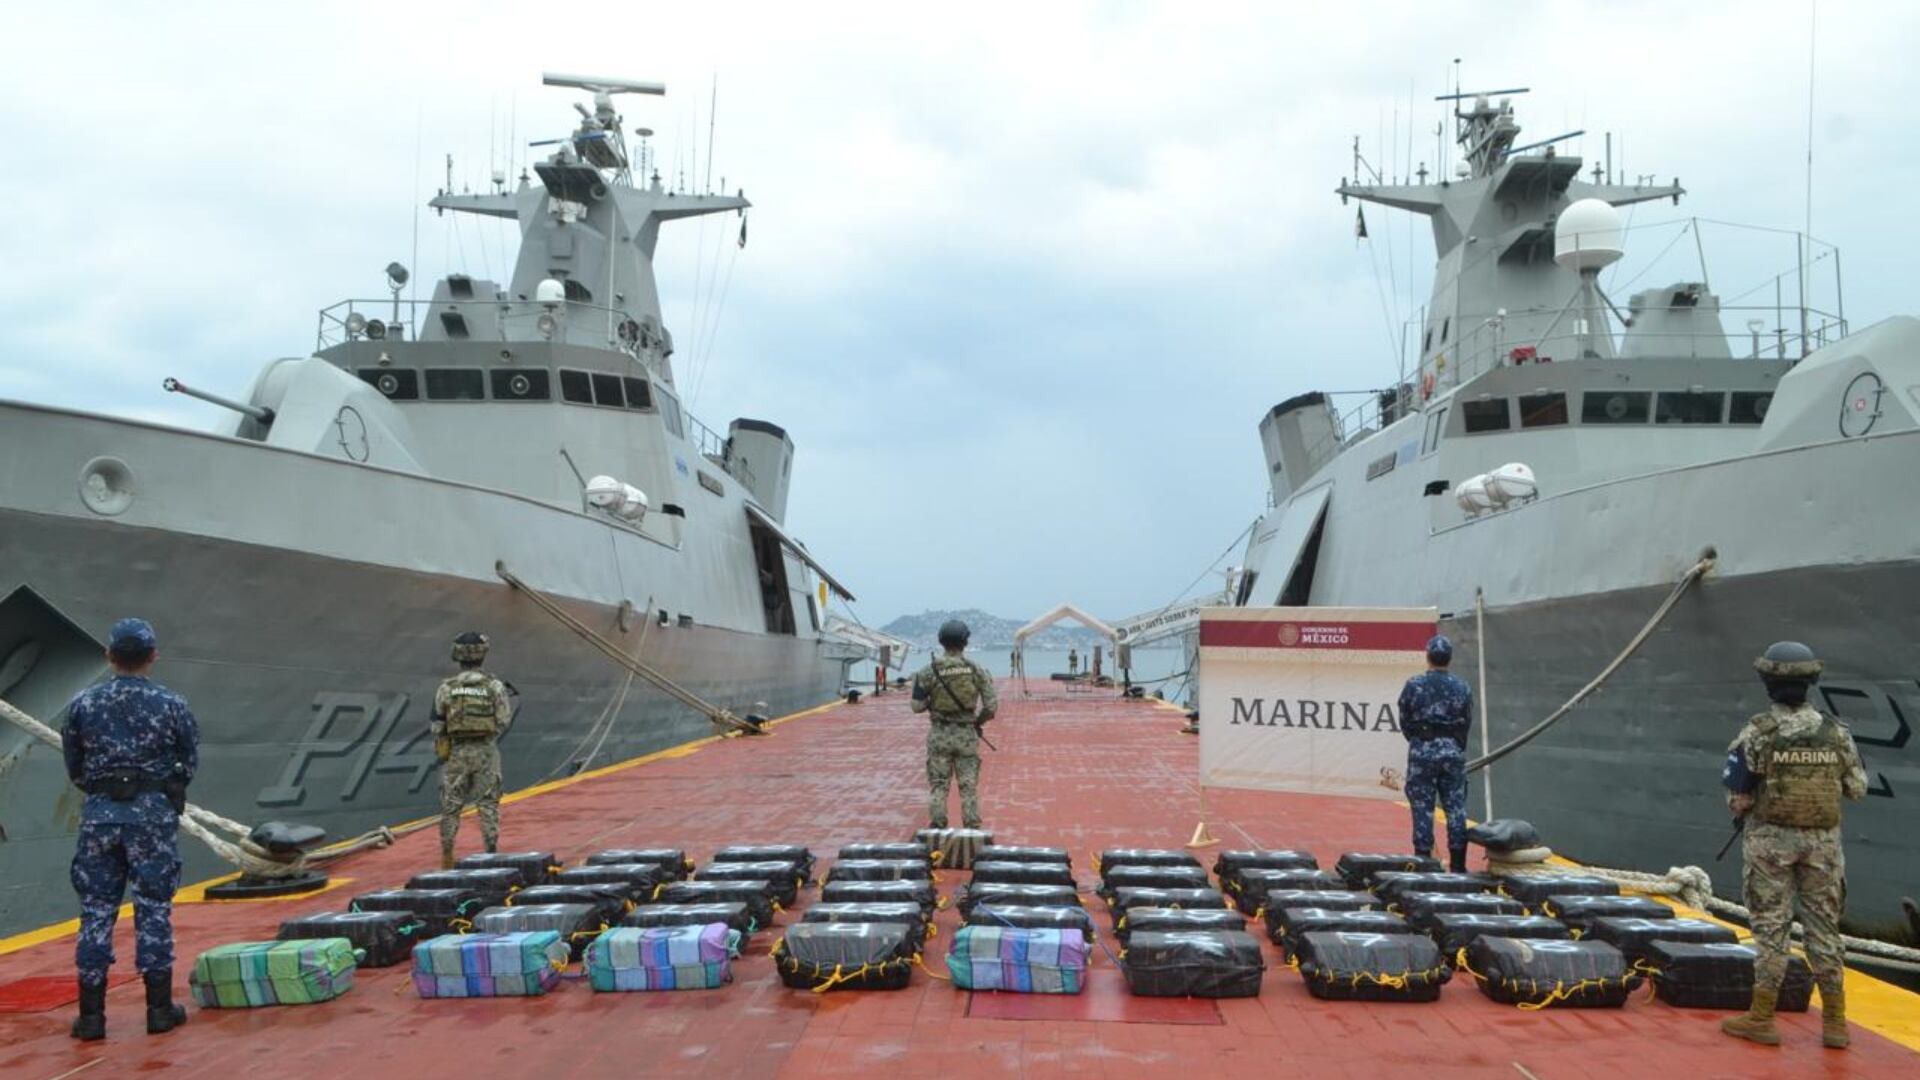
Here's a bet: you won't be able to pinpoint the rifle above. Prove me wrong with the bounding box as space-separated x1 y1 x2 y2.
1715 817 1746 862
926 654 996 752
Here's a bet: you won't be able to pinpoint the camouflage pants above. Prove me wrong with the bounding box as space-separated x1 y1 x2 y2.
1405 744 1468 856
440 739 502 853
70 822 181 983
926 721 982 829
1743 821 1847 991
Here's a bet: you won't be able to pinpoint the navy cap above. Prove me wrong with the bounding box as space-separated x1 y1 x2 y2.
109 617 157 652
1425 634 1453 664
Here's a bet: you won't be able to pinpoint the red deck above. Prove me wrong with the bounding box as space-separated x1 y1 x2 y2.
2 681 1914 1078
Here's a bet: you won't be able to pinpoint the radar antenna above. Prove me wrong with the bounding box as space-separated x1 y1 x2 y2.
537 72 668 185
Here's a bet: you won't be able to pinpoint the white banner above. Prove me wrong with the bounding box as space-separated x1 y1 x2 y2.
1198 606 1435 800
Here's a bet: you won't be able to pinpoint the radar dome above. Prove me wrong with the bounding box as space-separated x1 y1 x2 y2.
535 278 567 306
1554 198 1625 272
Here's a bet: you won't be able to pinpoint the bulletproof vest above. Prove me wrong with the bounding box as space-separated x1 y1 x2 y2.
441 671 502 738
926 657 980 715
1755 714 1848 829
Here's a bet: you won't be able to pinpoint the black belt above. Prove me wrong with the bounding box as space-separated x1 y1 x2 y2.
930 716 979 726
82 773 170 800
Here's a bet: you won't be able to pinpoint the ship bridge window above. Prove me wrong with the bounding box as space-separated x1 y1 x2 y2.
1729 391 1773 424
357 368 419 400
424 368 486 401
560 368 593 404
1421 405 1448 455
1461 398 1511 433
489 368 551 401
1582 390 1651 424
658 391 686 438
1656 391 1725 424
591 372 625 407
1518 392 1568 428
622 376 653 410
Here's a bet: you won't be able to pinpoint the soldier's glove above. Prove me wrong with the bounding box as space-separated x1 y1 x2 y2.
435 736 451 762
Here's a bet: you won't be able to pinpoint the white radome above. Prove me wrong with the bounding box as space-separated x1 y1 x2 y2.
1553 198 1625 272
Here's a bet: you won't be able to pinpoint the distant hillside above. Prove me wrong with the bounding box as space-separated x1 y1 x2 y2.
881 609 1131 651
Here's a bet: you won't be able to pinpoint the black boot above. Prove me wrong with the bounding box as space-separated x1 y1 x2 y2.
1449 846 1470 874
70 978 106 1041
144 968 187 1035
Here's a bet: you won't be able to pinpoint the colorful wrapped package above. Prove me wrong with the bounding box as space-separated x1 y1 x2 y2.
585 924 740 991
1537 895 1672 938
697 861 805 906
623 901 758 937
454 851 561 887
404 867 522 908
1295 931 1451 1002
1334 852 1442 889
1643 941 1814 1011
773 922 918 991
1585 916 1737 966
959 883 1081 917
712 844 816 880
838 842 932 863
1425 914 1570 959
1272 909 1412 954
1496 873 1621 911
410 931 569 999
586 848 694 879
276 911 421 967
349 887 485 937
967 904 1098 943
977 845 1071 867
969 860 1077 888
1464 937 1639 1008
190 938 359 1007
1120 929 1265 998
472 903 607 959
1117 908 1246 946
946 925 1090 993
915 827 994 870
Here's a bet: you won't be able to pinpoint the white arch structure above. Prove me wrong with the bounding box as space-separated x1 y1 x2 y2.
1012 603 1118 691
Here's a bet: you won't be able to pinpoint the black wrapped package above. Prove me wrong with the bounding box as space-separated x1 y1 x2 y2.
805 902 933 943
1214 850 1318 894
1120 930 1265 998
1099 864 1211 895
697 861 805 907
655 881 776 929
1232 869 1345 910
1262 889 1375 914
508 884 629 928
1295 931 1452 1002
1370 872 1499 905
1464 819 1541 852
1335 852 1443 889
1497 874 1621 910
349 887 484 937
915 828 993 870
553 864 668 905
1538 895 1672 938
838 843 931 863
473 903 608 959
454 851 560 887
960 883 1080 916
586 848 694 879
713 844 817 879
1466 938 1639 1008
1644 941 1814 1011
819 879 940 917
966 904 1098 943
1585 916 1737 966
1097 849 1202 873
1427 914 1570 959
970 860 1077 888
1397 892 1527 929
622 901 758 936
404 867 522 908
774 922 918 991
978 845 1071 866
277 910 422 966
1108 888 1229 927
1272 909 1412 954
824 859 934 884
1118 908 1247 946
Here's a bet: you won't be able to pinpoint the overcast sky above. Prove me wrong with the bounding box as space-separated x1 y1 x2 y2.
3 1 1914 626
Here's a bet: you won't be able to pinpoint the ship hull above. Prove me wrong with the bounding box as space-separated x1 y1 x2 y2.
1451 558 1920 934
0 507 846 936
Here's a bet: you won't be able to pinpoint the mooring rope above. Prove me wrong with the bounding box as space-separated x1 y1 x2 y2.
495 562 764 737
1466 553 1716 773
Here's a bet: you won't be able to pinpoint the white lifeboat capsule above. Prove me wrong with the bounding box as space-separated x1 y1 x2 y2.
584 475 649 520
1455 474 1494 516
1486 462 1538 506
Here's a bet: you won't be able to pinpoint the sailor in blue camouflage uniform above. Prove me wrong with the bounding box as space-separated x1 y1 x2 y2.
61 617 197 1041
1397 634 1474 872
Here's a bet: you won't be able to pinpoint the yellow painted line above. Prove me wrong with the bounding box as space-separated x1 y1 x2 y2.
0 696 847 958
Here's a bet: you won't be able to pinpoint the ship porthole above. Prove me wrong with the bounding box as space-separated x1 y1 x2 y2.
78 457 136 516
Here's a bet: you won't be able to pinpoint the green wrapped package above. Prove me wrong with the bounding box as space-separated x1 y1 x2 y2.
190 938 360 1007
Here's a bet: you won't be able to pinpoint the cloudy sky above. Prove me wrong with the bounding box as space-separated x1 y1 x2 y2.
3 1 1913 626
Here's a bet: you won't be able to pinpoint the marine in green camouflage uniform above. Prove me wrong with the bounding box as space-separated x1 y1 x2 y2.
1719 641 1867 1050
911 620 998 829
433 631 515 867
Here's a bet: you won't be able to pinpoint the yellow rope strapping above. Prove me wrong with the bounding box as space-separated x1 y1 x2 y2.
1347 970 1411 990
912 954 951 982
1286 954 1300 972
1455 947 1483 979
1513 977 1632 1011
449 917 473 934
930 851 945 866
651 883 666 902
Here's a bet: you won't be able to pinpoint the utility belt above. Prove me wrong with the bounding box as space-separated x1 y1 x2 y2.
929 715 980 726
83 770 188 813
447 732 497 744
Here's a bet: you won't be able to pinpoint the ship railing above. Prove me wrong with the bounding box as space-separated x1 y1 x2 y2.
685 409 756 491
315 297 661 363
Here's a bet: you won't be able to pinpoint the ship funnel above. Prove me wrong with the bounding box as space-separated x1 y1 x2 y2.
727 419 794 523
1258 392 1339 503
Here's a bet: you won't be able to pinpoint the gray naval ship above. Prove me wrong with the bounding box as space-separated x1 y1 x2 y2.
1235 88 1917 932
0 74 865 935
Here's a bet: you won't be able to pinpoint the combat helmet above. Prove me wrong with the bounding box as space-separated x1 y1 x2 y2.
1753 640 1823 681
452 630 490 664
937 619 970 648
